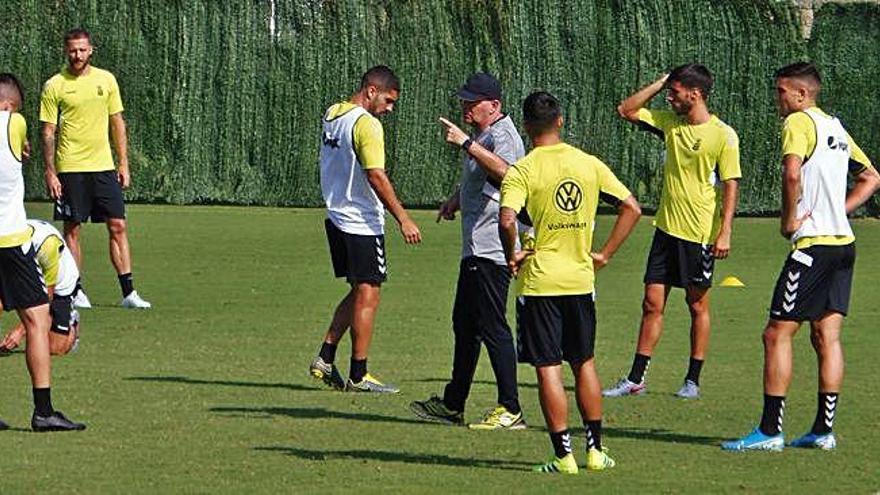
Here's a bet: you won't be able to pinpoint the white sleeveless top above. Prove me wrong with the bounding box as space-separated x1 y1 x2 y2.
27 219 79 296
319 105 385 236
791 109 854 243
0 112 27 241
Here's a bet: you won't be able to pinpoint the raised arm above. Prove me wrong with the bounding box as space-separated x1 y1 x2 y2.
439 117 509 184
617 74 669 123
366 168 421 244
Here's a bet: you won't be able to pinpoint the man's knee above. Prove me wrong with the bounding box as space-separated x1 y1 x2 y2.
354 282 381 307
64 222 81 240
685 288 710 316
107 219 127 237
642 294 664 317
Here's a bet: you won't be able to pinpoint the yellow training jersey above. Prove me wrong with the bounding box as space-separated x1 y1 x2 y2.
324 102 384 170
782 107 874 249
500 142 632 296
39 66 124 173
637 108 741 244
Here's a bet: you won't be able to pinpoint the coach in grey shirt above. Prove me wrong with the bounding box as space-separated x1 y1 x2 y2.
410 73 527 429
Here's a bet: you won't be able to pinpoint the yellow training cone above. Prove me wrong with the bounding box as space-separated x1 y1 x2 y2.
719 276 745 287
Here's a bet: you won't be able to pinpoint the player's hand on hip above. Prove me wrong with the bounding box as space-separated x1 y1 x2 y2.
438 117 468 147
117 166 131 189
590 252 610 271
399 218 422 244
22 141 31 161
436 200 456 223
712 231 731 259
45 171 62 200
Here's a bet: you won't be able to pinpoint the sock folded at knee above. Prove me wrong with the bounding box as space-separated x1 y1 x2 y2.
627 353 651 384
685 357 704 385
318 342 338 364
118 273 134 298
584 420 602 451
33 387 54 416
759 395 785 436
549 429 572 458
350 358 367 383
811 392 838 435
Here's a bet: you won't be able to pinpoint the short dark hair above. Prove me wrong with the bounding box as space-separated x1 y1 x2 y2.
522 91 561 133
667 63 714 98
64 28 91 44
360 65 400 92
0 73 24 105
774 62 821 86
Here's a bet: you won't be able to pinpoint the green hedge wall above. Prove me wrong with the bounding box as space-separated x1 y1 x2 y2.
1 1 876 213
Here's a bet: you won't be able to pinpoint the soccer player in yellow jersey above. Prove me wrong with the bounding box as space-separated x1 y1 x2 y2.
0 73 84 432
40 28 150 310
309 66 421 393
723 62 880 452
604 64 741 399
500 91 641 473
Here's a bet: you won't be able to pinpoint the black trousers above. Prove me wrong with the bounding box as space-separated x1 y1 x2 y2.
444 256 520 413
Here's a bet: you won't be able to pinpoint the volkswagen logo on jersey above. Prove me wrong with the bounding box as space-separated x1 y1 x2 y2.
554 180 583 213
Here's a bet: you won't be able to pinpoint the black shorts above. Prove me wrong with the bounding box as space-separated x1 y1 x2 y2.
0 242 49 310
452 256 511 336
49 294 74 335
644 228 714 288
54 171 126 223
516 294 596 366
325 219 386 285
769 244 855 322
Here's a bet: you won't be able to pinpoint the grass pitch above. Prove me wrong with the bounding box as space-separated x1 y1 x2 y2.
1 203 879 493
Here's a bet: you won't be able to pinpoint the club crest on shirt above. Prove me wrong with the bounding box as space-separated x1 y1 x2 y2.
322 132 340 149
97 85 104 96
554 179 583 213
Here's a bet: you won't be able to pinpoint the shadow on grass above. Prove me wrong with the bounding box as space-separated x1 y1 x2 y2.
604 426 725 446
254 446 532 471
211 405 430 426
414 377 564 391
126 376 319 392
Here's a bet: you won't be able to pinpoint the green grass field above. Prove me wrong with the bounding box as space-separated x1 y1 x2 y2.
1 203 879 493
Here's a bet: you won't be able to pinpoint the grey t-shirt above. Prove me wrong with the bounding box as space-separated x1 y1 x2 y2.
459 114 525 265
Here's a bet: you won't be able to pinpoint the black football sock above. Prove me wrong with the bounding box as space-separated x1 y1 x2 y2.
118 273 134 298
685 357 704 385
759 395 785 436
627 353 651 384
585 420 602 451
549 429 572 459
33 387 54 417
811 392 838 435
350 358 367 383
318 342 338 364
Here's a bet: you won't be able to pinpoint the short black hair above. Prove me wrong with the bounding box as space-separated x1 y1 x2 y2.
774 62 821 86
360 65 400 92
522 91 561 133
0 73 24 105
667 63 714 98
64 28 91 44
